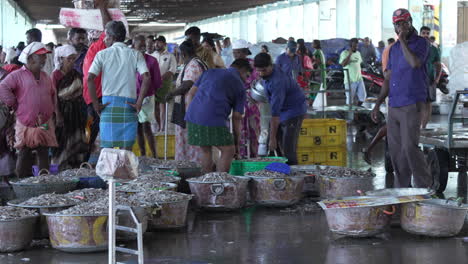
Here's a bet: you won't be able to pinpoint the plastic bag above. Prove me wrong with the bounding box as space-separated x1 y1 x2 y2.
96 148 139 180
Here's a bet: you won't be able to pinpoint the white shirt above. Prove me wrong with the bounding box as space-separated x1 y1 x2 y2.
89 42 148 99
151 49 177 76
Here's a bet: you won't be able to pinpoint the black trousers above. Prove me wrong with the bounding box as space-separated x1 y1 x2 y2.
276 115 304 165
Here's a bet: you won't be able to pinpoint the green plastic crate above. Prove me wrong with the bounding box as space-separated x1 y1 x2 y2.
229 157 288 176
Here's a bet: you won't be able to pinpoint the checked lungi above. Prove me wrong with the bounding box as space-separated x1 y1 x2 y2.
100 96 138 148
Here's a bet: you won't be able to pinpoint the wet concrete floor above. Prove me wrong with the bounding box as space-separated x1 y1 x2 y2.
1 119 468 264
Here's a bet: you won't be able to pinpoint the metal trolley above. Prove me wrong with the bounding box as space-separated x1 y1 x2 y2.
419 90 468 201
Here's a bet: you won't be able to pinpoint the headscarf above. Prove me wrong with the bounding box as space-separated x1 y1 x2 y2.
18 42 51 64
54 45 77 70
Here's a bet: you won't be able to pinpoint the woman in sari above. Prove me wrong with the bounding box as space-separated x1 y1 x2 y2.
166 40 208 164
232 39 260 158
51 45 87 169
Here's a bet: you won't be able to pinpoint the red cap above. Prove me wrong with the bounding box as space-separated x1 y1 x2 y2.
392 8 412 24
34 47 51 55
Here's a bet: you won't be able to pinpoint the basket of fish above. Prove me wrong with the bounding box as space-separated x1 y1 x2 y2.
150 160 202 193
0 206 39 252
8 193 78 238
129 190 193 230
187 172 249 210
318 167 375 199
11 169 79 199
245 170 305 207
58 163 106 189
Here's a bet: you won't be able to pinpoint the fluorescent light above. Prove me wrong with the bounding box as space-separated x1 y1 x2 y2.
36 23 66 29
127 18 145 21
134 22 186 27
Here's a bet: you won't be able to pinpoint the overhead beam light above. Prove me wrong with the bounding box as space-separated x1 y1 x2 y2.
36 23 66 29
132 22 186 27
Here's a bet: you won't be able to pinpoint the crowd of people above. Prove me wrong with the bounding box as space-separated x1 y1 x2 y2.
0 6 445 191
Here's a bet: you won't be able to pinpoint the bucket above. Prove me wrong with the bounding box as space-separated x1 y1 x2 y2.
147 198 191 230
44 213 108 253
187 177 249 210
322 198 394 237
248 176 305 207
400 199 468 237
7 199 76 239
319 175 374 199
11 181 78 200
0 216 38 252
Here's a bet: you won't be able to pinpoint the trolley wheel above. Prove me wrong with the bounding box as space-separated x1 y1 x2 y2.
426 149 440 192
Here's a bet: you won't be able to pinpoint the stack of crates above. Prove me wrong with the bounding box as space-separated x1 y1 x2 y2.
296 118 347 166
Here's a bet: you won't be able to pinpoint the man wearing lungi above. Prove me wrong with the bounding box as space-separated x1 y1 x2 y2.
87 21 150 150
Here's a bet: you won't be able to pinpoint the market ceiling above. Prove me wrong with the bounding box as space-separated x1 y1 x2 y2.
14 0 280 24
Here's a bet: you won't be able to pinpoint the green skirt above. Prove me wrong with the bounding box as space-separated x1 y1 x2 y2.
187 122 234 146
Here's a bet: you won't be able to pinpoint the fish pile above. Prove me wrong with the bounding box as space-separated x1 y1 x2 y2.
318 167 375 178
138 156 159 167
129 190 192 207
116 181 175 192
152 160 200 169
64 188 108 203
136 172 180 183
58 192 140 215
190 172 240 183
19 193 77 207
0 206 38 220
58 168 97 179
14 175 77 184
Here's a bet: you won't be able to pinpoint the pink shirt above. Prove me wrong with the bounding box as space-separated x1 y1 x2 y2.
0 66 56 127
136 54 162 97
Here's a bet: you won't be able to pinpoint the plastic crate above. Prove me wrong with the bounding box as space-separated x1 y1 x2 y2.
296 146 347 167
132 135 175 158
298 119 347 147
156 135 175 158
229 157 288 176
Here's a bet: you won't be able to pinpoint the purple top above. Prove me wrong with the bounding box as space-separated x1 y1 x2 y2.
136 54 162 97
185 67 246 127
263 66 307 122
387 31 430 108
275 53 302 79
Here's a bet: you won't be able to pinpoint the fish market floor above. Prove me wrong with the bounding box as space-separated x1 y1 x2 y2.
2 119 468 264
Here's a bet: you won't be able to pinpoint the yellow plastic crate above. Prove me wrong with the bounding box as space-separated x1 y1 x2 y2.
296 146 347 166
156 135 175 158
298 119 347 147
132 135 175 158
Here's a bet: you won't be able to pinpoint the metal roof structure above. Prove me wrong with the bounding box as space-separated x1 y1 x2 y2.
14 0 280 24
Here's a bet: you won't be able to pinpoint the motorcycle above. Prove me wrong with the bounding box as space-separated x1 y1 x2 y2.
361 62 384 98
361 61 450 97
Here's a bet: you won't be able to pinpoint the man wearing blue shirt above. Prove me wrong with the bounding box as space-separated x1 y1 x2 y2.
371 9 432 188
185 59 253 173
275 41 302 79
254 53 307 165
